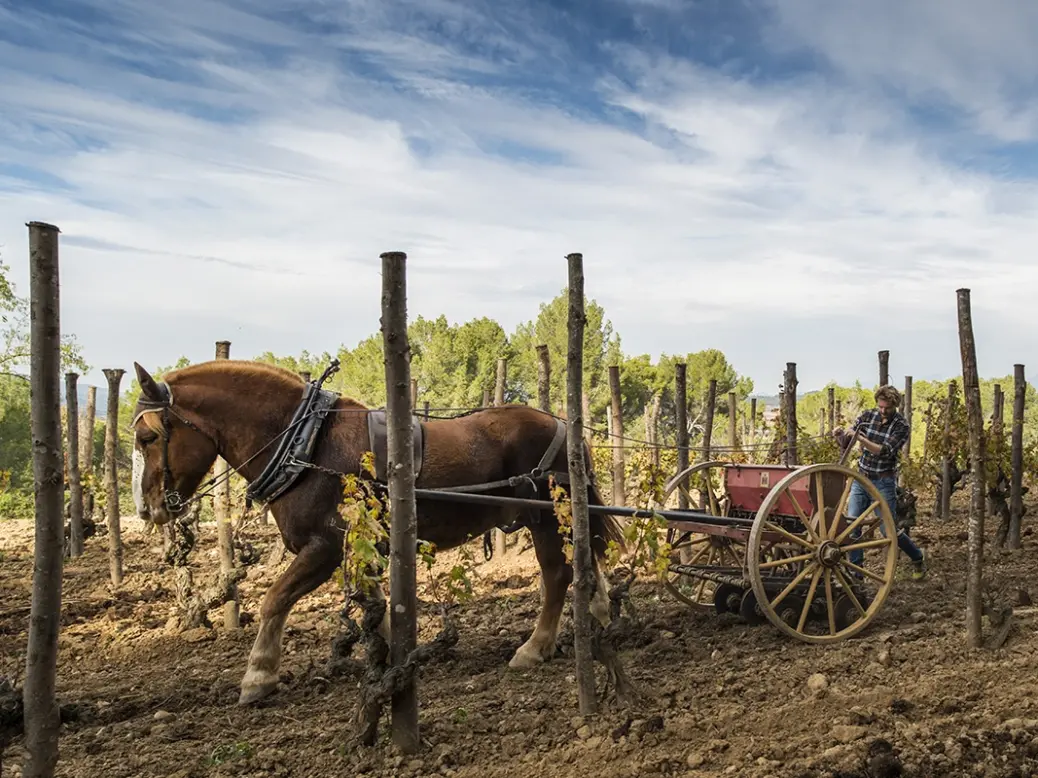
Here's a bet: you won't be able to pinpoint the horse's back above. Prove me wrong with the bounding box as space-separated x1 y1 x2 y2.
417 405 562 488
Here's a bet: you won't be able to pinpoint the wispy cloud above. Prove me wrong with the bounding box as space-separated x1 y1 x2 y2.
1 0 1036 391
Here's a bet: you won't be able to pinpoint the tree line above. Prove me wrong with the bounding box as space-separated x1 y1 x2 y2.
1 270 1035 522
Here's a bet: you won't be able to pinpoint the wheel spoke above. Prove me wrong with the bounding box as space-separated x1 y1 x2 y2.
833 501 880 544
757 551 814 571
763 520 816 551
832 567 867 617
828 478 854 540
841 559 888 585
769 561 816 609
814 474 828 539
824 569 836 635
841 537 893 553
797 566 823 632
782 486 820 544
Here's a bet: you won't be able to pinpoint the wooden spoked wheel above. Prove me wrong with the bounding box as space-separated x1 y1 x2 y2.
657 461 744 611
746 463 899 643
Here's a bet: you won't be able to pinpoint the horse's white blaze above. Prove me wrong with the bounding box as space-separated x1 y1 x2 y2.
131 446 146 516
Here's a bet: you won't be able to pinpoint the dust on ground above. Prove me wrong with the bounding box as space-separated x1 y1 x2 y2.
3 489 1038 778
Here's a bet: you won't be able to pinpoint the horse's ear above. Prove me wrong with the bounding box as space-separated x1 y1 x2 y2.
134 362 162 400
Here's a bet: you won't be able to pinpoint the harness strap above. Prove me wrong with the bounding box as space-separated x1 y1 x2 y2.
246 385 340 503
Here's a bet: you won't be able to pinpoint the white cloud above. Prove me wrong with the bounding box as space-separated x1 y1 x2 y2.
1 0 1036 395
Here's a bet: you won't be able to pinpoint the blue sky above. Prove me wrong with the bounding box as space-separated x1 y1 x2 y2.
2 0 1037 397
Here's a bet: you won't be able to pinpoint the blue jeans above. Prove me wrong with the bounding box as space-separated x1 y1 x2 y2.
847 475 923 566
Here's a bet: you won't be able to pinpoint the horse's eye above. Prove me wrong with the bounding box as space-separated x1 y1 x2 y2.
138 432 158 446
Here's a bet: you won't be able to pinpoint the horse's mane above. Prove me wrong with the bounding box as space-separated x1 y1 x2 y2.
161 359 368 407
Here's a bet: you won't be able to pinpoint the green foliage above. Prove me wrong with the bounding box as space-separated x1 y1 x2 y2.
0 256 88 375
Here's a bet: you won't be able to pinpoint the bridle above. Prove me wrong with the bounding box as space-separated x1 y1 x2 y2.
130 359 343 516
132 380 217 515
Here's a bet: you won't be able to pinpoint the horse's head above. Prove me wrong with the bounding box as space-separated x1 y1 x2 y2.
131 361 219 525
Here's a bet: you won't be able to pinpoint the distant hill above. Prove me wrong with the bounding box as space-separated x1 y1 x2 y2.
59 382 111 420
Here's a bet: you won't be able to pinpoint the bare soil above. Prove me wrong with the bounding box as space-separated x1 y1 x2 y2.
3 490 1038 778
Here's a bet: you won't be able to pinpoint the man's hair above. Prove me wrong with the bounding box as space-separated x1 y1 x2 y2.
874 384 902 407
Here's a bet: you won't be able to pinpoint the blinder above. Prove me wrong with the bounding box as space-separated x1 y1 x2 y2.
132 380 212 515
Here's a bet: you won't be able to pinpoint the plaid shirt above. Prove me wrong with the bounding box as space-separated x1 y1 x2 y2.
852 408 910 478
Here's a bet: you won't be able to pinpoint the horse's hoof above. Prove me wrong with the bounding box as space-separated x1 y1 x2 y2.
508 644 548 670
238 680 278 705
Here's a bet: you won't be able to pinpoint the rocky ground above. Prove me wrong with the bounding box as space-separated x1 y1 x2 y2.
3 489 1038 778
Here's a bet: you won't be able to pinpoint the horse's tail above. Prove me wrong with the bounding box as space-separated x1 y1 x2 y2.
583 438 625 562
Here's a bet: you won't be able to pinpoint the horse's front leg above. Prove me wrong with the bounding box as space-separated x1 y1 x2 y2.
239 531 341 705
509 522 573 668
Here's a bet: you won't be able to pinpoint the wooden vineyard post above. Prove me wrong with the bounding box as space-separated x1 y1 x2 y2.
495 357 507 405
700 379 717 509
749 397 757 445
80 385 96 520
536 344 551 412
784 363 798 466
608 365 625 507
410 378 418 411
102 367 125 587
879 350 889 387
956 289 986 649
827 387 835 433
493 358 507 554
380 251 420 751
565 252 597 715
941 381 956 521
423 400 430 420
23 221 64 778
818 407 825 436
493 358 508 555
1008 364 1026 549
675 363 689 510
835 399 842 426
904 376 913 463
213 340 239 630
65 371 85 557
728 391 738 451
482 387 490 407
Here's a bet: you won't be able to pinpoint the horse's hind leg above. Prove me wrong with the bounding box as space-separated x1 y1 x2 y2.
239 530 341 705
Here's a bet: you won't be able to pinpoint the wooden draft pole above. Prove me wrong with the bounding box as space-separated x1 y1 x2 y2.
878 350 889 387
1008 364 1026 549
675 363 689 510
213 340 239 630
536 344 551 412
784 363 798 466
956 288 986 649
65 371 84 558
380 250 420 751
608 365 625 507
102 367 125 586
23 221 64 778
564 252 597 715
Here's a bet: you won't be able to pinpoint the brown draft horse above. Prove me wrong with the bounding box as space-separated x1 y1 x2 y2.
129 359 623 705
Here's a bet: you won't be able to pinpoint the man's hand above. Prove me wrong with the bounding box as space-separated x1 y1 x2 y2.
857 431 881 454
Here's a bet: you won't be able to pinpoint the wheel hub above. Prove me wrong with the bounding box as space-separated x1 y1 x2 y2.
816 540 843 568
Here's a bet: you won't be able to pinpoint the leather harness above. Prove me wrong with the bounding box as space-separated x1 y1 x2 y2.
132 363 570 548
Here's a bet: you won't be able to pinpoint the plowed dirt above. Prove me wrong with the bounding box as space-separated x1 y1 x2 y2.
3 488 1038 778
